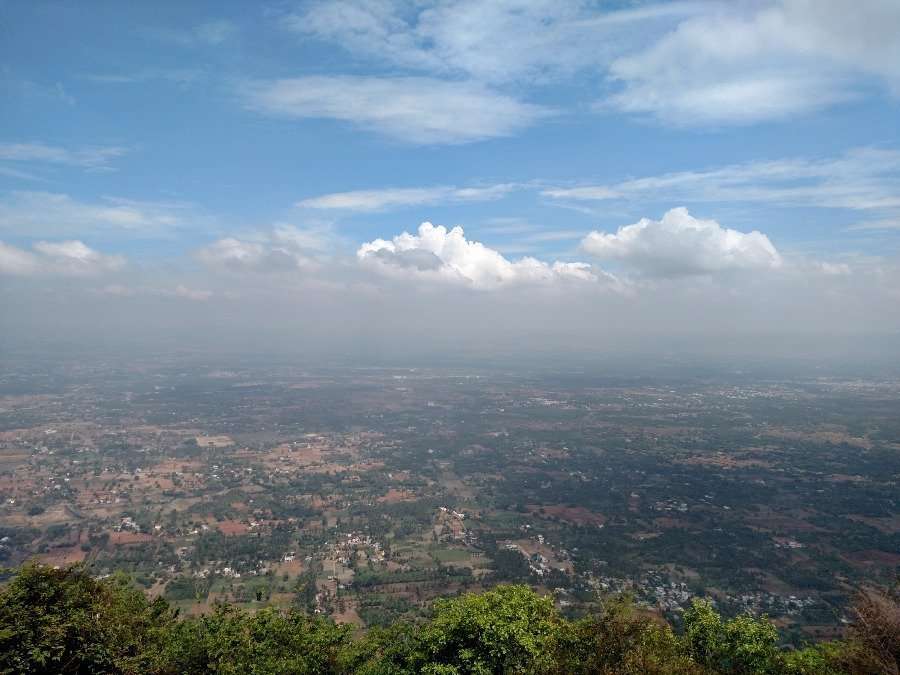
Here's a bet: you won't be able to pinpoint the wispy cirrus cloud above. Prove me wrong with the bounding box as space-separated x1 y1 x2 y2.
240 76 552 144
846 218 900 231
82 68 205 87
0 166 43 182
0 142 129 170
297 183 518 211
268 1 699 144
146 19 238 47
0 191 191 237
282 0 700 84
543 148 900 212
285 1 900 128
605 0 900 125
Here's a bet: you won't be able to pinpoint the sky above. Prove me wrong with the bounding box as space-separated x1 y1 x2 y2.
1 0 900 365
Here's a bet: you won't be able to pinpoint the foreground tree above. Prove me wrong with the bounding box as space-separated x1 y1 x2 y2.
418 585 564 674
682 599 782 674
559 596 701 674
838 587 900 675
0 563 175 674
154 603 350 674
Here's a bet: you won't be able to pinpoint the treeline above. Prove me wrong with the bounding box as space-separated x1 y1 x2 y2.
0 563 897 674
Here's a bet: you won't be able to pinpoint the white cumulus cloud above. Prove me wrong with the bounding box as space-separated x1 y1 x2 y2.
358 221 603 288
581 207 782 277
240 76 551 145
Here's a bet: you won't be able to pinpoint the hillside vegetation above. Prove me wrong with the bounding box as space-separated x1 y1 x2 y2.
0 563 896 674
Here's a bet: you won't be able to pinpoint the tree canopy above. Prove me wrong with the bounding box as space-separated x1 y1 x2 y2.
0 562 895 674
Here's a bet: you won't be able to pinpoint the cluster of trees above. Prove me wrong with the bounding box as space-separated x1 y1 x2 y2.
0 562 897 674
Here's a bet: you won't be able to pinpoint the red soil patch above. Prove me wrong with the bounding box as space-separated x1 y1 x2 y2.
379 488 416 503
39 546 87 566
654 517 688 529
109 531 153 544
845 549 900 567
678 453 773 469
763 428 872 450
847 515 900 534
530 504 606 526
215 520 249 536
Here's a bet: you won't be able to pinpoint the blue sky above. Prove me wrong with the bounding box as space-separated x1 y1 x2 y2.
2 1 900 359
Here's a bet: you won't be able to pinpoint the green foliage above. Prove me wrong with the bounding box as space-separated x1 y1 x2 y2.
683 598 786 674
0 562 176 674
339 622 424 675
781 642 847 675
417 585 563 674
155 603 350 674
680 596 854 675
0 563 885 674
164 575 206 602
356 594 414 628
559 596 701 674
490 548 532 582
